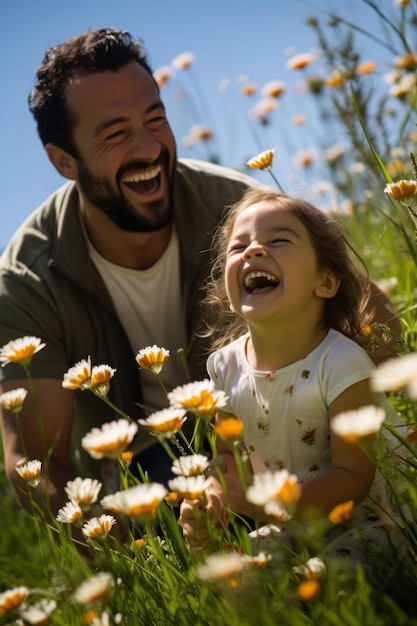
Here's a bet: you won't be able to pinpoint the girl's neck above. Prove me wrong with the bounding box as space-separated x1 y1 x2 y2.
246 325 328 371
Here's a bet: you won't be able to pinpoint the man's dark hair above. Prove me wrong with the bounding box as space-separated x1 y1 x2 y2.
28 28 155 155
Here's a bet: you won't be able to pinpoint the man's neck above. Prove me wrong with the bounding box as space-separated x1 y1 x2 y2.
79 204 173 271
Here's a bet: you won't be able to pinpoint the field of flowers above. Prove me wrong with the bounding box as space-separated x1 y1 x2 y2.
1 1 417 624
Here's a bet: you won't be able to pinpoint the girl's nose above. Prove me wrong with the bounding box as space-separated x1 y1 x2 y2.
242 242 268 259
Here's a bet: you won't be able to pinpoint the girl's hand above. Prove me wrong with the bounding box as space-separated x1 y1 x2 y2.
178 490 228 552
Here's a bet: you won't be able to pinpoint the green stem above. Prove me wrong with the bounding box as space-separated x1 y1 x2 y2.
24 366 46 450
268 169 285 193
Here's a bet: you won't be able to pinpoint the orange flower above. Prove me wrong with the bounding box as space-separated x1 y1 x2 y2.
132 538 147 550
277 476 301 505
286 52 316 71
387 159 406 176
356 60 376 75
172 51 195 70
165 491 181 506
153 66 173 89
82 610 100 624
214 417 244 440
190 124 214 141
240 83 258 96
297 579 320 601
324 74 346 89
294 150 314 169
121 451 133 465
328 500 354 525
262 80 286 98
394 52 417 70
247 148 275 171
384 179 417 200
292 114 306 126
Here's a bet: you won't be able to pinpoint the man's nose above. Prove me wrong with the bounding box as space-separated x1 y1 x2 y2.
130 129 161 161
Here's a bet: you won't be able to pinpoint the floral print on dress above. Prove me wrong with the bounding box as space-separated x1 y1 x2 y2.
301 369 310 379
301 427 318 446
284 385 294 396
257 418 269 436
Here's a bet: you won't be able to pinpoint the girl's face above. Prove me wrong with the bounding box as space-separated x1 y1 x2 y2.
225 200 337 325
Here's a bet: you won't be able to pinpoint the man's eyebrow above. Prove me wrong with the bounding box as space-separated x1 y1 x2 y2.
92 101 166 138
93 116 129 138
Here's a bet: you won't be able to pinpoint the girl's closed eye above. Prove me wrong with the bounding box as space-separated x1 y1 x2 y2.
227 244 246 254
271 237 290 244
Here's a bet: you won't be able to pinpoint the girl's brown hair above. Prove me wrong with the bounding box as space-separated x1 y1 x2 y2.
203 188 375 353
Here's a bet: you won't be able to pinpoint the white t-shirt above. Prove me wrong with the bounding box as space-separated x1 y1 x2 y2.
207 329 403 528
88 228 187 412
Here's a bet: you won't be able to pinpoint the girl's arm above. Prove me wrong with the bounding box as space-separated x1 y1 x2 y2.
293 378 377 519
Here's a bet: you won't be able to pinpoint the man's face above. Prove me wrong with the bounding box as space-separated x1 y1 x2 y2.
66 62 177 232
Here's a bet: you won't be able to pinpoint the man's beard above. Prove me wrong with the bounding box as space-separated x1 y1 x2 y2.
76 157 174 232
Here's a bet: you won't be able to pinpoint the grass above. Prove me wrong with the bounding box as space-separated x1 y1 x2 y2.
1 1 417 624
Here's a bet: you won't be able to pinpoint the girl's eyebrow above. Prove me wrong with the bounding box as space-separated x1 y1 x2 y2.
230 225 301 240
271 226 301 239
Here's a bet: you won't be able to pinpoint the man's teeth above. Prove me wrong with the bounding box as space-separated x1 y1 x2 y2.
244 271 278 288
122 164 161 183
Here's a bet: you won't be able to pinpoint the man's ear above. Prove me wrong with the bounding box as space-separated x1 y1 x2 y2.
315 269 340 298
45 143 78 180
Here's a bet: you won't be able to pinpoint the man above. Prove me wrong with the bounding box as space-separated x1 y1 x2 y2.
0 28 400 518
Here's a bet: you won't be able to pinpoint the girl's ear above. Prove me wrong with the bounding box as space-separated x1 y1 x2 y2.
45 144 78 180
315 269 340 298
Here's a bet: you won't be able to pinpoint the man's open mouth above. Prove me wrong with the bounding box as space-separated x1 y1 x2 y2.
121 164 161 193
244 271 280 293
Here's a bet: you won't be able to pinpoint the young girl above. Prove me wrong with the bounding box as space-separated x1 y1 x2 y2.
179 188 406 577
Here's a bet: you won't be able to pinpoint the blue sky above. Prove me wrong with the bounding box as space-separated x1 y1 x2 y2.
1 0 399 249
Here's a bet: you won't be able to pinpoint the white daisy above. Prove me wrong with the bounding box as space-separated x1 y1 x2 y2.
65 477 103 508
371 353 417 395
171 454 210 477
82 514 116 540
167 379 228 417
135 345 170 375
81 419 138 459
0 336 45 368
167 475 211 500
62 357 92 390
0 387 28 414
73 572 114 604
0 586 29 615
331 405 385 444
90 364 117 397
246 469 300 508
138 407 187 438
196 553 246 581
20 599 57 624
56 500 83 524
100 483 168 521
15 459 42 487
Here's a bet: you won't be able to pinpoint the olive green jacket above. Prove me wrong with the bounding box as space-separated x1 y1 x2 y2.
0 158 260 479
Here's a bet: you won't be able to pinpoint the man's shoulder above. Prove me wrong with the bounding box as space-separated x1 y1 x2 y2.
0 182 77 270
